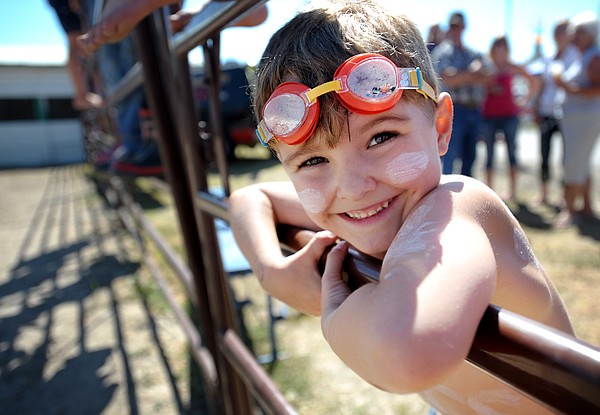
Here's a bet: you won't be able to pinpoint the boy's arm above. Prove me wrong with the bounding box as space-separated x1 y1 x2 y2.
229 182 336 315
321 197 496 393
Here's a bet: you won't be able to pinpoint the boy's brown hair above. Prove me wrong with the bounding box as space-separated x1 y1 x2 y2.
253 0 440 148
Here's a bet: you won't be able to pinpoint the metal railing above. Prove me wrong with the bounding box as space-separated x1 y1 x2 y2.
83 1 600 414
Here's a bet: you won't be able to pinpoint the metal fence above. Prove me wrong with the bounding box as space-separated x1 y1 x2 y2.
82 1 600 413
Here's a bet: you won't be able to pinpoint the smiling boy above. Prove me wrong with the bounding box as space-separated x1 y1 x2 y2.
229 1 573 413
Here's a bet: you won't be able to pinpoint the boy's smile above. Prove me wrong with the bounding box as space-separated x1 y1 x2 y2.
343 196 395 219
278 96 452 259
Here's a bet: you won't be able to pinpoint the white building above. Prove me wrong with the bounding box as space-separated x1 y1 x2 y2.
0 64 84 168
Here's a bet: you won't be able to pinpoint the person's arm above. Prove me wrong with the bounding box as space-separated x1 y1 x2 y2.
555 56 600 97
229 182 336 316
77 0 180 55
514 63 539 105
320 192 496 393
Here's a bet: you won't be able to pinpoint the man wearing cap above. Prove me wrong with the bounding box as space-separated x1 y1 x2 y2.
431 11 489 176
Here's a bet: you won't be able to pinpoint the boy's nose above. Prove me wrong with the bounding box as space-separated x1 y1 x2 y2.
335 163 376 201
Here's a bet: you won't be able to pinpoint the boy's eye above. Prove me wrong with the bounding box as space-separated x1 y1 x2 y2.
368 131 398 148
300 156 327 168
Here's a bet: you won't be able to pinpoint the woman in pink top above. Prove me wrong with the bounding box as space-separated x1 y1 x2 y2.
482 36 536 200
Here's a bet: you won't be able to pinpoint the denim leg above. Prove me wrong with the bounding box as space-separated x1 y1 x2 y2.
460 107 482 177
503 116 520 167
98 38 143 152
442 105 467 174
483 118 497 170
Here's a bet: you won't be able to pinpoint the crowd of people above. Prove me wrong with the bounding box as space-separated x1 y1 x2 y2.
428 10 600 228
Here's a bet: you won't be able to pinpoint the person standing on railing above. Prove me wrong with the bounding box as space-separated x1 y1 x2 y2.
47 0 103 110
553 11 600 228
229 1 574 413
76 0 268 55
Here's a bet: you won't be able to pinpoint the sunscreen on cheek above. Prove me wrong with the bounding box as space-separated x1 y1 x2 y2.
298 188 326 214
385 151 428 185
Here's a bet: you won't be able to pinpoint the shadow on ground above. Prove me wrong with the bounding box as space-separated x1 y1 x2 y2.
0 166 187 414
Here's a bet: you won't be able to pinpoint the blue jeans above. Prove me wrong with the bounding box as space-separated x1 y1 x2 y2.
442 104 482 176
483 116 519 170
98 37 144 153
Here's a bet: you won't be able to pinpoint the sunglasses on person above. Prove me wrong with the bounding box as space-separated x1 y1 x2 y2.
256 53 437 147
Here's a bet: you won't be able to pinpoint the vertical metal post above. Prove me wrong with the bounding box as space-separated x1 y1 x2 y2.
135 9 253 415
133 15 224 415
203 35 231 196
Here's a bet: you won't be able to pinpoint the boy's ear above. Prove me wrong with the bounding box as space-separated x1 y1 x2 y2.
434 93 453 156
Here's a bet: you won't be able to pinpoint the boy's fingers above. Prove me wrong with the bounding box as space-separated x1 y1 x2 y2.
304 230 337 261
321 241 351 314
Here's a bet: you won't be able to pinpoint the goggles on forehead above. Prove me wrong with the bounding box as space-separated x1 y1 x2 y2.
256 53 437 147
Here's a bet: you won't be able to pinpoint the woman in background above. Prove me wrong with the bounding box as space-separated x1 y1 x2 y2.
481 35 536 201
554 11 600 227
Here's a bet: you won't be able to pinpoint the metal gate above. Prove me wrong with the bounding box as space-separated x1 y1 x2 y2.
82 1 600 413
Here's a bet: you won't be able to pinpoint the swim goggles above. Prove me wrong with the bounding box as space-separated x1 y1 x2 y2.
256 53 437 147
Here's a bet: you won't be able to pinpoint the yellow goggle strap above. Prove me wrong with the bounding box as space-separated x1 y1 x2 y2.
304 80 344 104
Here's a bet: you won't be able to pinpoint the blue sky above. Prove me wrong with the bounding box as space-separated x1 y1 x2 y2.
1 0 599 66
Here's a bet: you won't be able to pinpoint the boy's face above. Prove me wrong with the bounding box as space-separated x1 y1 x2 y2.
278 96 452 259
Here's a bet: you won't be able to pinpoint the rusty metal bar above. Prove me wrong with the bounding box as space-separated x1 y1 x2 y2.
170 0 267 57
222 329 298 415
133 203 197 305
196 191 230 222
120 181 197 306
202 36 231 196
469 305 600 414
103 0 265 109
105 62 144 107
142 251 220 401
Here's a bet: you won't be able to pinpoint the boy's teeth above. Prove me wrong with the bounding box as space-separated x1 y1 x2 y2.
346 200 390 219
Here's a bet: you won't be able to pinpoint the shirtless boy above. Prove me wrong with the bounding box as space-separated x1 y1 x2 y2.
229 1 573 413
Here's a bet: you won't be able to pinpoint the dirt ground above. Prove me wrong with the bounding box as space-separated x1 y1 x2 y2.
0 166 189 414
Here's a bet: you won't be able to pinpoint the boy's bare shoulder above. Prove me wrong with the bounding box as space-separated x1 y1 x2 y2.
437 174 496 196
424 174 519 238
433 174 509 216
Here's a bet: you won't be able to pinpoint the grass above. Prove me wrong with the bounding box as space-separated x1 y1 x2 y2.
130 130 600 414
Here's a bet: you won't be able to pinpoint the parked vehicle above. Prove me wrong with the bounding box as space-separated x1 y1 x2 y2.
193 65 257 160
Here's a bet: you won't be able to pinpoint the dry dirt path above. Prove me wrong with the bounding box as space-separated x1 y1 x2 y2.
0 166 188 414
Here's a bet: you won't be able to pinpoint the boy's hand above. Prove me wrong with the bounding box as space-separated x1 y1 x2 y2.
321 241 351 341
263 231 337 316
